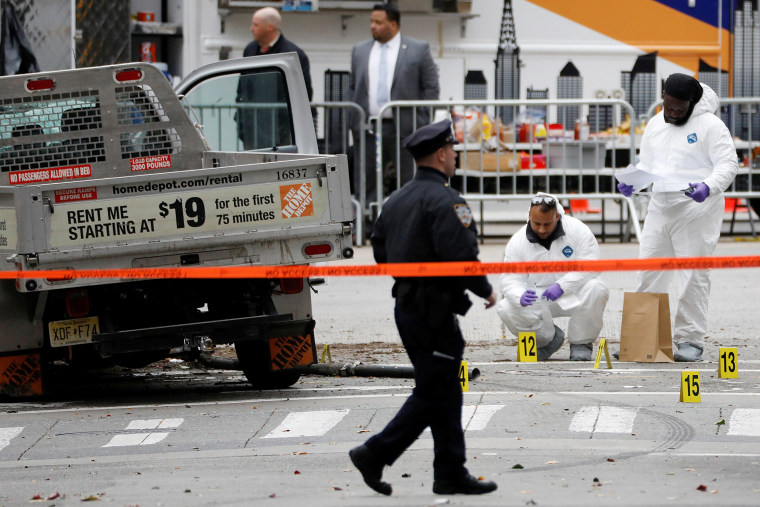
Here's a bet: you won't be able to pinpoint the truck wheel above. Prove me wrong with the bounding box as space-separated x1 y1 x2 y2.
234 340 301 389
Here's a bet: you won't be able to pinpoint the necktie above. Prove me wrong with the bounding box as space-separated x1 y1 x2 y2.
377 43 389 108
260 45 269 54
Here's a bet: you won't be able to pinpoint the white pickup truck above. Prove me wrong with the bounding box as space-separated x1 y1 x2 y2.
0 54 354 397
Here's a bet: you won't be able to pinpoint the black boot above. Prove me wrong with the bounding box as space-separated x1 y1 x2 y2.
433 473 498 495
349 444 392 495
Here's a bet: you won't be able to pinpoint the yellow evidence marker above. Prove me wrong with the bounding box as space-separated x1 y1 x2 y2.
680 371 701 403
718 347 738 379
518 332 538 362
459 361 469 392
320 343 332 364
593 338 612 369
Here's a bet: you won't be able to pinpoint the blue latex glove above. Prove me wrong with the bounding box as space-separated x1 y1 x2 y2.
617 182 634 197
686 182 710 203
520 290 537 307
542 283 564 301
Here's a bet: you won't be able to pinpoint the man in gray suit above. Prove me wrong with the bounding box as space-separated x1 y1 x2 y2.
350 3 440 207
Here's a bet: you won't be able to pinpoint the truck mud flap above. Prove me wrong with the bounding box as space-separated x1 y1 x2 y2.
92 314 295 356
266 319 317 371
0 352 44 398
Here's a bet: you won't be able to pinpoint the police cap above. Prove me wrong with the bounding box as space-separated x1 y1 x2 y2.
402 119 458 160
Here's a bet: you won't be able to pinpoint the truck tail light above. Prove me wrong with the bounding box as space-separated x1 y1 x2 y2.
25 77 56 92
65 289 90 317
303 243 333 257
279 278 304 294
114 69 143 83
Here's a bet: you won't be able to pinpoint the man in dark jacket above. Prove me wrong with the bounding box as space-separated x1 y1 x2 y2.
1 2 39 76
236 7 312 150
349 119 498 496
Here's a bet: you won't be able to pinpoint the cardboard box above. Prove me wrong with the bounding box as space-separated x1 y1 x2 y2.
459 150 518 172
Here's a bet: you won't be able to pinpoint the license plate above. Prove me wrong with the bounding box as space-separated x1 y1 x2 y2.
48 316 100 348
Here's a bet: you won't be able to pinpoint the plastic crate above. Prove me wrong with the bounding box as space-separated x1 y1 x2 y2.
544 141 606 169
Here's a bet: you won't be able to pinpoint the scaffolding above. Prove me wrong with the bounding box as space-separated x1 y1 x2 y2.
733 0 760 141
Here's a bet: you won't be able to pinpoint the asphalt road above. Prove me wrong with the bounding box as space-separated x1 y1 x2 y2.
1 362 759 506
1 238 759 506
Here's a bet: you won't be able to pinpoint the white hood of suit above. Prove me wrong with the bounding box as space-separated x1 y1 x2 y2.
637 82 738 193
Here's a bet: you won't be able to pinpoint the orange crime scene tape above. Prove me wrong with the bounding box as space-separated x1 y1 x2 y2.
1 256 759 280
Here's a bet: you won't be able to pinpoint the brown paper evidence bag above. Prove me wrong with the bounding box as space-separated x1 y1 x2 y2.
619 292 674 362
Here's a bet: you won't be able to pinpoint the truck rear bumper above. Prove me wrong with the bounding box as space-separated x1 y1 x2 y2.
91 314 313 357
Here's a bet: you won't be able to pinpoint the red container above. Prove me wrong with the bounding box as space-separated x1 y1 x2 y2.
547 123 564 138
140 42 156 62
521 153 546 169
519 123 532 143
137 11 155 22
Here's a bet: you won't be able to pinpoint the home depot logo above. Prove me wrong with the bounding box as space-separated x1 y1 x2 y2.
280 182 314 219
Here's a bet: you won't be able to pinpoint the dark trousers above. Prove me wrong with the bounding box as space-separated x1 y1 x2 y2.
355 121 415 206
364 303 467 480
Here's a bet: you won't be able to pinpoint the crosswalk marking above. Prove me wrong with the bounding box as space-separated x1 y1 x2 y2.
13 404 760 453
262 410 349 439
727 408 760 436
463 404 503 431
424 404 503 434
103 418 184 447
569 406 638 434
126 418 183 430
104 433 170 447
0 427 23 452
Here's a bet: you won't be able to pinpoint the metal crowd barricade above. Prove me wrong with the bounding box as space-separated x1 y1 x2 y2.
374 98 641 241
312 101 366 240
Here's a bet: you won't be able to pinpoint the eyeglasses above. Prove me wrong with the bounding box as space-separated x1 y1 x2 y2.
531 196 556 206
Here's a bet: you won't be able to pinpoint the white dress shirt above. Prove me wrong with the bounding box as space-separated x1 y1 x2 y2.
367 32 400 118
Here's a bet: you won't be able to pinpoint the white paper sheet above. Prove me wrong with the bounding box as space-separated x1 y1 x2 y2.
615 164 664 193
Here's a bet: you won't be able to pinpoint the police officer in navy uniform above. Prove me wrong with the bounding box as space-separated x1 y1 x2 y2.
349 119 498 496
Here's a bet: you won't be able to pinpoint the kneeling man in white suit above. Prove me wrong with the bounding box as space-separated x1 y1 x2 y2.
497 193 609 360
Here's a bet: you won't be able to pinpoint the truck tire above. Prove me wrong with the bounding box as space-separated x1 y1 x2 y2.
234 340 301 389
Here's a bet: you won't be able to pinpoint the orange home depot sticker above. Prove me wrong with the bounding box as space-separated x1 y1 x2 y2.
280 182 314 219
0 353 43 397
269 334 316 370
130 155 171 172
54 186 97 203
8 164 92 185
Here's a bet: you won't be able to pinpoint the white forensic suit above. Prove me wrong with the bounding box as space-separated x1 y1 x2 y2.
496 205 609 347
636 83 738 348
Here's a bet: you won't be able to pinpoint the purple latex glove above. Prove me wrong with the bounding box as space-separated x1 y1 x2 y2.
617 182 634 197
520 290 537 307
542 283 564 301
686 182 710 203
